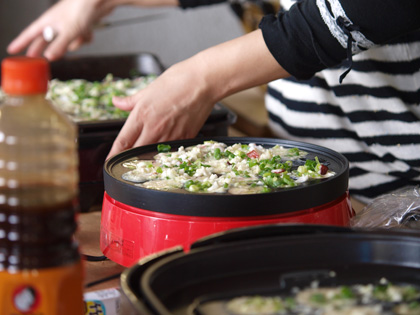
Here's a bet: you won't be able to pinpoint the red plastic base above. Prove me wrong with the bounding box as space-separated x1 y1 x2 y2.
100 192 354 267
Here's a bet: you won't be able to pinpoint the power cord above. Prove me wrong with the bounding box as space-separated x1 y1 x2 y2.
82 254 108 262
85 272 122 288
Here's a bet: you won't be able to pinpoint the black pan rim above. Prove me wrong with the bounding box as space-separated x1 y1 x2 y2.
104 137 350 217
76 103 235 134
132 226 420 315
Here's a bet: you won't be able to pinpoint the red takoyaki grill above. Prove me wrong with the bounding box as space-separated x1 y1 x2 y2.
101 137 353 267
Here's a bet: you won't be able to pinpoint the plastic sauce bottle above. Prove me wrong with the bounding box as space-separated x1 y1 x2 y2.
0 57 84 314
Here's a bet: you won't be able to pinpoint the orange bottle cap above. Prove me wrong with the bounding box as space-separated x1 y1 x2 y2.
1 57 50 95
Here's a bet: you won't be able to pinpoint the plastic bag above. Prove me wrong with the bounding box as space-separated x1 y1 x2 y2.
350 186 420 229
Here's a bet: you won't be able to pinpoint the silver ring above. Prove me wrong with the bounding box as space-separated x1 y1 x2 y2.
43 26 56 42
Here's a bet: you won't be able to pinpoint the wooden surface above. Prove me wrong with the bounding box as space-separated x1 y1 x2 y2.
350 197 366 214
76 211 125 293
222 87 273 137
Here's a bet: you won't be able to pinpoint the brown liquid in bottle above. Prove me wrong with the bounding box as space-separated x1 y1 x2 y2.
0 57 84 314
0 186 79 271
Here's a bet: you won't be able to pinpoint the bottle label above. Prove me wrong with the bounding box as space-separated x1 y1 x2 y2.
0 261 84 315
12 285 41 314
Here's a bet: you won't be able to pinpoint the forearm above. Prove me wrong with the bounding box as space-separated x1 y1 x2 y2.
106 0 179 8
190 29 289 103
108 29 289 156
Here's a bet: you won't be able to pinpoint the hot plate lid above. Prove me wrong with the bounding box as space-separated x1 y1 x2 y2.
103 137 349 216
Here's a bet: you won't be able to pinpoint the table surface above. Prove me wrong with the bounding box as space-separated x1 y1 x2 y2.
77 211 125 293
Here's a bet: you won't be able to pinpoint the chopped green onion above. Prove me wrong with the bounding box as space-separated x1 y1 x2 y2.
214 148 222 160
310 293 327 304
157 144 171 153
287 147 300 156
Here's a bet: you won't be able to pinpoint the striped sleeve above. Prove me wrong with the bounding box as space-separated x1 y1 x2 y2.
259 0 420 80
265 33 420 202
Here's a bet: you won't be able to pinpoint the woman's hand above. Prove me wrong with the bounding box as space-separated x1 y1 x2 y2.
7 0 180 61
107 30 289 158
108 56 217 158
7 0 116 61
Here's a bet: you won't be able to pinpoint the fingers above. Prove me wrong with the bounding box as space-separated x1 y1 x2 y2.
43 33 74 61
42 26 95 60
106 85 147 159
113 95 137 111
68 37 84 52
8 23 69 60
25 36 49 57
107 114 144 160
9 26 68 61
68 32 92 51
132 125 166 148
106 58 217 159
108 97 161 159
7 24 45 55
7 0 99 59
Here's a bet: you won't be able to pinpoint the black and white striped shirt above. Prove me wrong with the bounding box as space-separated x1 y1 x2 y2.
263 1 420 203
